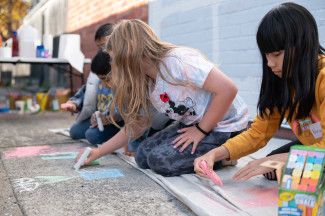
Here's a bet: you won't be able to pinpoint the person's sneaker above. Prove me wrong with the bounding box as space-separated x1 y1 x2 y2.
221 159 238 166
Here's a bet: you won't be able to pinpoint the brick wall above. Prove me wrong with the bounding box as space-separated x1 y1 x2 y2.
66 0 148 89
67 0 148 59
149 0 325 118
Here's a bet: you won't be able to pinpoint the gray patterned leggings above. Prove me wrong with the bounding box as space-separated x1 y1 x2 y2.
135 122 232 177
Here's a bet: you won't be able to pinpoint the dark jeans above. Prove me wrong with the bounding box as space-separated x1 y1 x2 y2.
69 118 123 146
135 122 236 177
128 119 174 152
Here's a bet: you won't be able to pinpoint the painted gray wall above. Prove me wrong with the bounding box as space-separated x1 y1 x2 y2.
149 0 325 118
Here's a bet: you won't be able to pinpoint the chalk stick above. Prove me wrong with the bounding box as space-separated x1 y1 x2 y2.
95 111 104 132
199 160 223 186
74 147 92 170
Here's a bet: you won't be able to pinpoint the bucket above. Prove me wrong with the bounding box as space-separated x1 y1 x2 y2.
36 93 48 111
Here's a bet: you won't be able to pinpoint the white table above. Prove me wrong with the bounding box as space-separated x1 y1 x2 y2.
0 57 91 94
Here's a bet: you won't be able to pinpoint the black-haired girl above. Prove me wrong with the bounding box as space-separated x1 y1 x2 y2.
194 2 325 181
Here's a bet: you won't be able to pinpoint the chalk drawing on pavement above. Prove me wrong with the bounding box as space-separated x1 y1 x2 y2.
79 168 124 181
40 152 78 160
13 178 40 193
3 146 53 159
3 145 84 159
13 176 75 193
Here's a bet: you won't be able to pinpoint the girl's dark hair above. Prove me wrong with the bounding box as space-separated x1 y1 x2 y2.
91 51 111 76
256 2 325 125
94 23 113 41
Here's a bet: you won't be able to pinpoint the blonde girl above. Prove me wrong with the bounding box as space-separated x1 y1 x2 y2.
80 19 248 176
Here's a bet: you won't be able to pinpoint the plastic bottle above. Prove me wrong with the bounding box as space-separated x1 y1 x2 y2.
12 31 19 56
36 45 45 58
50 88 59 111
52 97 59 111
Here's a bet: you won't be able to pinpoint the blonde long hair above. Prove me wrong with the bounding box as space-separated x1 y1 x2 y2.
107 19 175 137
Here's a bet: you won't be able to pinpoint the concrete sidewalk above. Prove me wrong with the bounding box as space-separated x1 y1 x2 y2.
0 113 194 216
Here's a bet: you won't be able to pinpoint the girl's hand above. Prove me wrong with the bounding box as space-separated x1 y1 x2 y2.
90 113 98 128
194 149 217 177
91 112 110 127
232 157 273 181
102 115 111 126
194 146 230 177
75 148 101 166
172 126 206 154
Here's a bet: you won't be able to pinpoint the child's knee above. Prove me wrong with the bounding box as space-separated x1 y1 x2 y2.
85 130 100 145
69 125 80 140
147 151 174 176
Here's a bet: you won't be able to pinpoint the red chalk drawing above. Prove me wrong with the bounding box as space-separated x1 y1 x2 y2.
236 187 278 207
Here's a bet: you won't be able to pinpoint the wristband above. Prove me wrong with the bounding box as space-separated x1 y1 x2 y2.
195 123 210 136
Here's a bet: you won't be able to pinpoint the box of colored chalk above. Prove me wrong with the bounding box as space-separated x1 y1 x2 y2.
278 145 325 216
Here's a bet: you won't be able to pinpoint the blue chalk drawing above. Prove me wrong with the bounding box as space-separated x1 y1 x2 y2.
79 168 124 180
40 152 78 160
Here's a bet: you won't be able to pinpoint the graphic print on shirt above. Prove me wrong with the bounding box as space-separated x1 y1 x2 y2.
160 92 196 118
97 82 113 113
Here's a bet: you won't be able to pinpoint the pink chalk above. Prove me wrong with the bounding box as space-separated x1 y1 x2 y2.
237 187 278 207
3 145 84 159
3 146 52 159
199 160 223 186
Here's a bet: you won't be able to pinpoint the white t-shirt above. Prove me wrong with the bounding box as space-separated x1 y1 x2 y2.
149 47 248 132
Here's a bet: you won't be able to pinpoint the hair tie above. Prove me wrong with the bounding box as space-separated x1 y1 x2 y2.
195 123 210 136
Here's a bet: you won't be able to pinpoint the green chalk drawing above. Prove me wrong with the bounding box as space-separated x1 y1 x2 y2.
40 152 78 160
35 176 75 185
13 176 75 193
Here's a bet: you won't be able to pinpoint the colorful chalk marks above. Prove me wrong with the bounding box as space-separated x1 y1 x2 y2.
79 168 124 181
13 168 124 193
278 146 325 216
35 176 75 185
40 152 78 160
2 145 83 159
237 187 278 207
3 145 53 159
13 176 75 193
4 145 124 195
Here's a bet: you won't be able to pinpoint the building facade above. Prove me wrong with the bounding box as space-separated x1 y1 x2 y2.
149 0 325 118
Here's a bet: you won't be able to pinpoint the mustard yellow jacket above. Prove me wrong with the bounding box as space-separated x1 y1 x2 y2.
224 56 325 160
